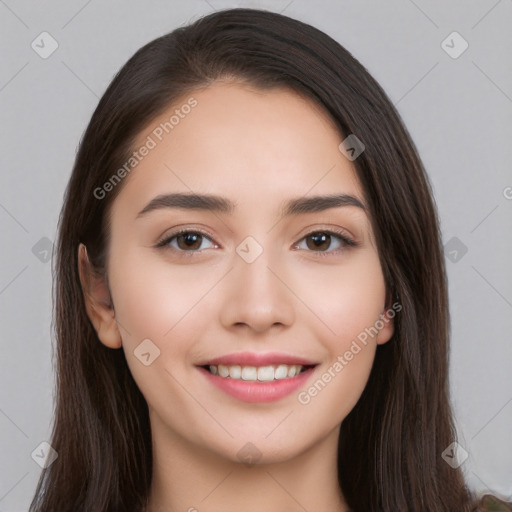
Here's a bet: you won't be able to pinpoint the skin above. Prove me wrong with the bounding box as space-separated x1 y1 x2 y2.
79 81 394 512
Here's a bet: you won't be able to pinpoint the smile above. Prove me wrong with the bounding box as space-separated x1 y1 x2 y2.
195 351 319 402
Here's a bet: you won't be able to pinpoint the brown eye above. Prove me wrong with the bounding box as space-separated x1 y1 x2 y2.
305 232 332 251
157 230 215 252
176 232 203 250
295 230 357 256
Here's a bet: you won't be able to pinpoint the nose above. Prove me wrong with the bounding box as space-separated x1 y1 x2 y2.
219 247 295 334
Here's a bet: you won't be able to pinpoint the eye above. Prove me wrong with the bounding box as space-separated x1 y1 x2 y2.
294 229 358 256
156 229 215 253
155 228 358 257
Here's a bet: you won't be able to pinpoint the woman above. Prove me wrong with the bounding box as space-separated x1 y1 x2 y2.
29 7 492 511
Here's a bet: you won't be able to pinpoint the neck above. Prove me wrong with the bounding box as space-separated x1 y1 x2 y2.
144 413 349 512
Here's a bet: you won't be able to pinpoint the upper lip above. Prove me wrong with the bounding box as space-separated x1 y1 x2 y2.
197 352 319 367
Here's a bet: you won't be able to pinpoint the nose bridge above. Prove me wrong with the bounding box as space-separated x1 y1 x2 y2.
219 235 295 331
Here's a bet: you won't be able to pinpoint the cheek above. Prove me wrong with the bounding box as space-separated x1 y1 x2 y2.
294 250 386 345
107 247 226 406
108 251 214 417
291 252 385 413
109 248 213 343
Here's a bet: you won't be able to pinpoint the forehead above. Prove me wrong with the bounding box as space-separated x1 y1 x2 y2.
111 81 366 220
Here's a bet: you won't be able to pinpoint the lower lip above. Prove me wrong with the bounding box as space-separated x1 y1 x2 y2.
197 366 316 403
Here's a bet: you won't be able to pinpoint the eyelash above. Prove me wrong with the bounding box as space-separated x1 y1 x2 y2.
155 227 359 258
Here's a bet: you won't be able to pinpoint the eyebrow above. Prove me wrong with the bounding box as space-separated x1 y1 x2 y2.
136 192 367 219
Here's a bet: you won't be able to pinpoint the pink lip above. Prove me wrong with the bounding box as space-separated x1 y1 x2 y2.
197 351 318 367
196 366 317 403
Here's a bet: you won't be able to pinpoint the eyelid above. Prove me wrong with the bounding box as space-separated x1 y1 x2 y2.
295 225 357 246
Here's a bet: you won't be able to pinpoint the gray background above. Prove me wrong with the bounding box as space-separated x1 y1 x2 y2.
1 0 511 509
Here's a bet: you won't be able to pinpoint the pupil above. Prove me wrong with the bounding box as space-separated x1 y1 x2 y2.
308 233 330 251
179 233 201 250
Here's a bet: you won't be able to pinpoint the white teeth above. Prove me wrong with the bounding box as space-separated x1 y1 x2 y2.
229 365 241 379
274 364 289 379
241 366 257 381
218 364 229 377
257 366 274 381
206 364 306 380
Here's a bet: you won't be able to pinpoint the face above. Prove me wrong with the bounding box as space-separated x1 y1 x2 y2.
81 81 394 465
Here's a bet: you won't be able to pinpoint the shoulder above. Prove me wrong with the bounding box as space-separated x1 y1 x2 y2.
473 494 512 511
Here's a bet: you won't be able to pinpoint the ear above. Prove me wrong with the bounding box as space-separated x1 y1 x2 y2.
376 289 396 346
77 243 122 349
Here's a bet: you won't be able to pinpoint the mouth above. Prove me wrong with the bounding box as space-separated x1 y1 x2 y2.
195 353 319 403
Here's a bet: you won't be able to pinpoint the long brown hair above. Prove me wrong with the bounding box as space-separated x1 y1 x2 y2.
30 8 478 511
